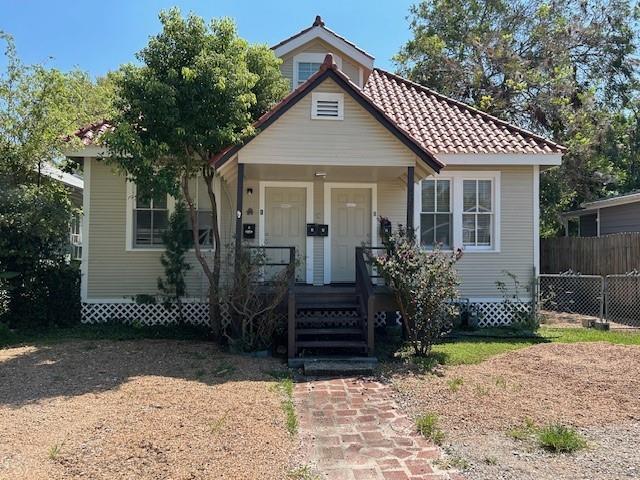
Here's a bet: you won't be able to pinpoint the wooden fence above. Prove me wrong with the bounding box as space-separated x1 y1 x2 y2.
541 233 640 275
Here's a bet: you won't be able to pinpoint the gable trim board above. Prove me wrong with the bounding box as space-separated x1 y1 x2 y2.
272 21 374 70
80 157 91 302
258 181 314 284
212 59 444 174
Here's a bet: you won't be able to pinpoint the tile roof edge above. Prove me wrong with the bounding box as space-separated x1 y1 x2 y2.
371 69 567 153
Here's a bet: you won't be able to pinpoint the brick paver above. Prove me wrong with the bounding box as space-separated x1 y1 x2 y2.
294 378 460 479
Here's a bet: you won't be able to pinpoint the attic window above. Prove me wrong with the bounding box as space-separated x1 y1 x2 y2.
311 92 344 120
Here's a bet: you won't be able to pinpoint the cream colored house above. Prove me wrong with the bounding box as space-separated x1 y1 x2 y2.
67 16 564 338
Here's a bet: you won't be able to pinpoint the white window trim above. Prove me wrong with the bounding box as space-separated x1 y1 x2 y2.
418 177 453 250
125 176 221 252
293 52 342 87
415 171 501 254
80 157 91 302
311 92 344 120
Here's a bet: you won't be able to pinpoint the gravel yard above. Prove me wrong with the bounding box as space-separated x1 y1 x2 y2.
390 342 640 479
0 339 296 480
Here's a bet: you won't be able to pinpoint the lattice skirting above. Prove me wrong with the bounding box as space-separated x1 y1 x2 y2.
467 301 533 327
81 302 232 328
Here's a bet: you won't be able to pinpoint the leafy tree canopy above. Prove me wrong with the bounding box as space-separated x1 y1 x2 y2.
0 32 115 187
395 0 640 236
105 8 289 198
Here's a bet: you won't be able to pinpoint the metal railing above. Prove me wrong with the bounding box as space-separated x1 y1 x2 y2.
539 272 640 327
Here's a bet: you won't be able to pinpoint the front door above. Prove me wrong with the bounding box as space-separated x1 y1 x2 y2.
264 187 306 282
330 188 372 282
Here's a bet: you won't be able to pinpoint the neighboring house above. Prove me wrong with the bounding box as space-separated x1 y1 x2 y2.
65 16 564 341
562 191 640 237
40 162 84 261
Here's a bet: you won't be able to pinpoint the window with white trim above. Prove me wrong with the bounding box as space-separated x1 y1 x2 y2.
420 179 452 249
462 179 493 248
418 172 499 252
311 92 344 120
297 62 322 85
133 194 168 247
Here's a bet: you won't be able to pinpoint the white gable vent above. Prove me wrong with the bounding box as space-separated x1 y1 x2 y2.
311 92 344 120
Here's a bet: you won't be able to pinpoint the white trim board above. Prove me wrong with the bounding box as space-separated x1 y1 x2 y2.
273 26 374 69
80 157 91 302
439 153 562 166
258 181 314 284
323 182 378 284
533 165 540 275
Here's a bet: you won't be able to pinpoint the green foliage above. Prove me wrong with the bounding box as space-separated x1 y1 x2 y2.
537 424 587 452
416 412 445 445
0 184 80 329
509 418 538 441
371 227 461 356
0 32 114 187
157 201 192 320
395 0 640 235
104 9 288 336
495 271 538 329
275 377 298 436
446 376 464 392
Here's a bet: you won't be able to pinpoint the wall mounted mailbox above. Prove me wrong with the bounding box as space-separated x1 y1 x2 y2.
318 224 329 236
306 223 318 236
243 223 256 239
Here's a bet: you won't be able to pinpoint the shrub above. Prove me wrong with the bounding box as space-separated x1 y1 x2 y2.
416 412 445 445
537 424 587 453
370 227 461 356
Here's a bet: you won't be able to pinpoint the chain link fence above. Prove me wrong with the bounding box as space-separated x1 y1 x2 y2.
539 272 640 327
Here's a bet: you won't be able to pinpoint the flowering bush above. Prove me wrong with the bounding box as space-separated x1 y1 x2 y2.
370 228 461 356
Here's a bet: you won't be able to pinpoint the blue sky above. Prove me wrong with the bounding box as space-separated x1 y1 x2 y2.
1 0 415 77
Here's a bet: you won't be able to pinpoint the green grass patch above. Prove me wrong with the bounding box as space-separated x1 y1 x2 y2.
537 424 587 453
288 465 321 479
48 440 65 460
446 376 464 392
539 327 640 345
275 377 298 436
508 418 537 441
416 412 445 445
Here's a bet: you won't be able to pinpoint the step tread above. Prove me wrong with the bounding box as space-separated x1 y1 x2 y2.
297 302 360 310
296 316 362 324
296 328 363 336
297 340 367 348
303 360 375 376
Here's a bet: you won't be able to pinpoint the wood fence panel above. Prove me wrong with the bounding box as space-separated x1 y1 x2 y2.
541 233 640 275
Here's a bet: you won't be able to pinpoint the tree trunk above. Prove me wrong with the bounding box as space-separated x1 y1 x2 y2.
181 174 221 339
203 168 222 338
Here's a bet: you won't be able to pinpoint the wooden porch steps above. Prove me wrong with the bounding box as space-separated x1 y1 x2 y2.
295 340 367 349
296 327 362 335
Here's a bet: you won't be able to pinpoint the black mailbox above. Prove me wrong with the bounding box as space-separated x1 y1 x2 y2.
243 223 256 239
318 224 329 236
306 223 318 236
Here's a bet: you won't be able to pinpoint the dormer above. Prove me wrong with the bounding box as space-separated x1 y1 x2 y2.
272 16 374 89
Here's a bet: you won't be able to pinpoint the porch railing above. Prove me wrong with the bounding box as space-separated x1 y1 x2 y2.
355 246 397 355
243 246 296 356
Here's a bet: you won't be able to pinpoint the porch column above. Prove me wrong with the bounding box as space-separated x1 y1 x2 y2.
235 162 245 273
406 166 415 240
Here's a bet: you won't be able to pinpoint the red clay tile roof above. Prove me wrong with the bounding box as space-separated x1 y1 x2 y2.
363 69 565 155
70 120 112 145
271 15 374 60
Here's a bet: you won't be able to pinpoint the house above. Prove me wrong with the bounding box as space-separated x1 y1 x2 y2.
39 162 84 261
561 191 640 237
65 16 564 351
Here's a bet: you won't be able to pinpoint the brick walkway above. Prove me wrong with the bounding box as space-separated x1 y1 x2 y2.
294 378 462 480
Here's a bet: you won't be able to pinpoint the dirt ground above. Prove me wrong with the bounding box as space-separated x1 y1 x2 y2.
390 342 640 479
0 340 296 480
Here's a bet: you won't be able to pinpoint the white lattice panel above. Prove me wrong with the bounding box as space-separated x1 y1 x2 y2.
471 301 532 327
82 302 232 328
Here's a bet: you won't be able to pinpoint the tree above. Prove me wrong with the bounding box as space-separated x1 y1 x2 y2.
0 32 115 188
395 0 639 236
158 201 192 322
104 9 289 337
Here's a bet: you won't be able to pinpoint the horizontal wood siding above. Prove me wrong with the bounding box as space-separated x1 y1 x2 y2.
600 203 640 235
541 233 640 275
239 78 418 167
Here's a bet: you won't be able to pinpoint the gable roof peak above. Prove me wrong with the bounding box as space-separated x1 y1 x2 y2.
312 15 325 27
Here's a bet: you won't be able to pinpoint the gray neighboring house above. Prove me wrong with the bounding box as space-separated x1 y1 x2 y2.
562 191 640 237
40 162 84 260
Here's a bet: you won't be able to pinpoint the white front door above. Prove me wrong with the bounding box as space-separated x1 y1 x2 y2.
330 188 372 282
264 187 307 282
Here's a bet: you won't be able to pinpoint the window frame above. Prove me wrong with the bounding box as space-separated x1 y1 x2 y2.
419 178 453 250
416 171 501 254
125 177 221 252
462 178 494 250
292 52 342 88
131 187 170 250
